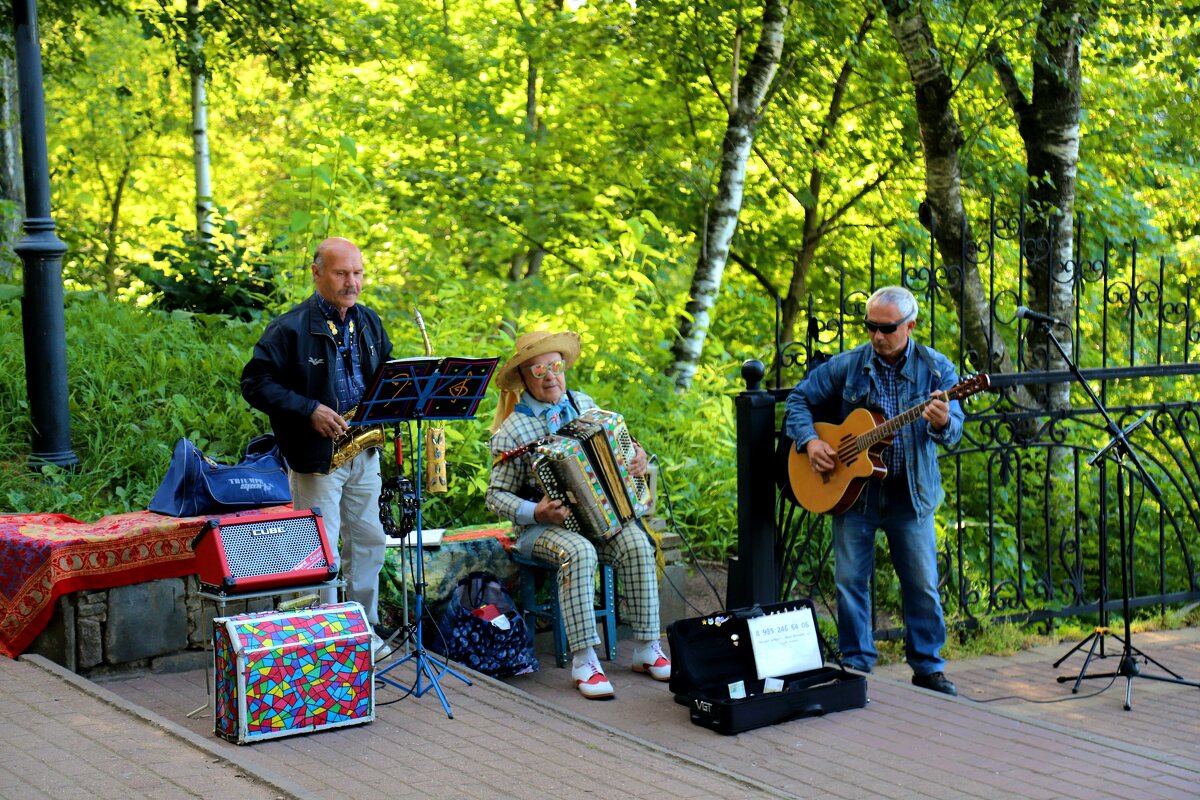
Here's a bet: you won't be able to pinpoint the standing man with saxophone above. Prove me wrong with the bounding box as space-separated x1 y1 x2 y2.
242 237 394 657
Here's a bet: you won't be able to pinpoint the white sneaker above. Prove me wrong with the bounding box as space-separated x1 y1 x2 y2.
631 639 672 681
570 659 614 699
370 631 393 661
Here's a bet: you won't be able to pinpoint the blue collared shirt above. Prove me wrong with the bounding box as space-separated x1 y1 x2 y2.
314 293 365 414
488 390 585 529
513 392 578 435
873 340 911 477
783 340 964 518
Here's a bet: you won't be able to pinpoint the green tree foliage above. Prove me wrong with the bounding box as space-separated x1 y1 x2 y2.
0 290 263 515
3 0 1199 566
137 208 281 319
44 13 192 294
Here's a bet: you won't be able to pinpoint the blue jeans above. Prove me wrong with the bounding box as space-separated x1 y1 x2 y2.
832 478 947 676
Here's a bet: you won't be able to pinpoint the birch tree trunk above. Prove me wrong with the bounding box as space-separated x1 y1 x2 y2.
991 0 1090 411
0 39 23 274
668 0 788 391
189 0 213 240
991 0 1091 547
881 0 1030 407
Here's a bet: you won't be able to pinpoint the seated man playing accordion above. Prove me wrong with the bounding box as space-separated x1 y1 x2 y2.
487 329 670 699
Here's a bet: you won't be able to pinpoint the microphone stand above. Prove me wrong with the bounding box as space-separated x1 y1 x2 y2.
1035 319 1199 709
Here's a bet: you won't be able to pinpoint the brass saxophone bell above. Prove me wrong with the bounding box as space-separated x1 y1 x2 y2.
330 406 386 472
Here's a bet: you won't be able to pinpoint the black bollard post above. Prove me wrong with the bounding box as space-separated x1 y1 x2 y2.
726 359 778 608
12 0 78 468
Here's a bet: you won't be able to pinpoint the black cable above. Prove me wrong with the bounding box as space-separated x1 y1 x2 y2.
649 453 725 614
960 674 1117 704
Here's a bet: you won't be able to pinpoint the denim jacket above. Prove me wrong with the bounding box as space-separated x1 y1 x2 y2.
783 341 964 518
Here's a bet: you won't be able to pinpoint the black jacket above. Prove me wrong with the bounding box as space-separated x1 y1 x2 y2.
241 294 393 473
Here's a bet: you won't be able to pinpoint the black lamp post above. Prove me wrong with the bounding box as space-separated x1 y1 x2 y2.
12 0 78 468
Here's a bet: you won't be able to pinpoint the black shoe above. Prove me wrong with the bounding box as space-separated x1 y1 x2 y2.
912 671 957 696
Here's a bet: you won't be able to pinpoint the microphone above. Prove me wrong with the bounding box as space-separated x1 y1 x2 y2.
1015 306 1068 327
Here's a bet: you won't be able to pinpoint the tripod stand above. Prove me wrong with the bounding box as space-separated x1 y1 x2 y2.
1033 319 1200 709
376 416 472 718
351 353 499 719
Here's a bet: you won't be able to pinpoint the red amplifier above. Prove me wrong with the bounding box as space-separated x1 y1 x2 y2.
192 508 338 594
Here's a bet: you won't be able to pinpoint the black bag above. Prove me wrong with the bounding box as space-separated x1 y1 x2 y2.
149 435 292 517
667 599 866 735
428 572 538 678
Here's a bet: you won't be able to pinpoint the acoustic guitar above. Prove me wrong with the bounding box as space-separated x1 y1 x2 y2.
787 374 991 514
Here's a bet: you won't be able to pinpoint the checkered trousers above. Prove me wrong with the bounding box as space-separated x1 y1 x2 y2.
531 522 660 653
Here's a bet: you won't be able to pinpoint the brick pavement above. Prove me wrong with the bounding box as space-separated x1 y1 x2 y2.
10 625 1200 799
0 656 289 800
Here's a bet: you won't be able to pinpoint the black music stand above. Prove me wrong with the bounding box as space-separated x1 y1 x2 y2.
1030 321 1200 709
350 354 499 718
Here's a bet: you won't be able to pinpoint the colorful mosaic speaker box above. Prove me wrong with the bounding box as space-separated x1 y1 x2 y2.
213 602 375 744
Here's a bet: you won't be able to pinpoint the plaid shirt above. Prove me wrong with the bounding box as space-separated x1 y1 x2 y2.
487 389 595 529
874 341 910 478
314 294 365 414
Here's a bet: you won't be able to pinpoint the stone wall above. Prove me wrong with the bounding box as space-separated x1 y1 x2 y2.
27 576 293 677
27 528 692 675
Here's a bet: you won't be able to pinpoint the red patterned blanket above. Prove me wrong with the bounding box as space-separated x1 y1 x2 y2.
0 507 286 658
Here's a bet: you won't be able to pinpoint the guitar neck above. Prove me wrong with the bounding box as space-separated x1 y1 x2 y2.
859 395 941 449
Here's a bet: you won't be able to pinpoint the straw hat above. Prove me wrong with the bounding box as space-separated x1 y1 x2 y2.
490 330 581 432
495 330 582 392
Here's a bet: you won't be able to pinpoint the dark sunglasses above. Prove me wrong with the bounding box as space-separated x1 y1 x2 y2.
863 316 911 334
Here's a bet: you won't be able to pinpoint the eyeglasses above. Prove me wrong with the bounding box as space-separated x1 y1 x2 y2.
523 359 566 379
864 315 912 334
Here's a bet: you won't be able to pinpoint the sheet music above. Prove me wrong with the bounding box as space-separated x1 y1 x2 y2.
355 356 499 424
385 528 445 548
746 606 823 679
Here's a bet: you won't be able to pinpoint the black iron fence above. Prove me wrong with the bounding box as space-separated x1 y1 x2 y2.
730 201 1200 642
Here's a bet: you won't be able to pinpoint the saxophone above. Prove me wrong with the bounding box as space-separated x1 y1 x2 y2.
329 405 386 472
417 306 449 493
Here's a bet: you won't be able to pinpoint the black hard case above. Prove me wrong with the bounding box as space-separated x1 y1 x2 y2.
666 599 867 735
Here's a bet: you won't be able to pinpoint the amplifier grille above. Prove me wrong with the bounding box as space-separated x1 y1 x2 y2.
220 515 329 578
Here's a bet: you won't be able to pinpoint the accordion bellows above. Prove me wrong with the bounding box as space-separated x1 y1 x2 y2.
532 408 651 541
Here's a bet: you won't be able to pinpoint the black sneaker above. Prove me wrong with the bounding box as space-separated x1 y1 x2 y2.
912 671 957 696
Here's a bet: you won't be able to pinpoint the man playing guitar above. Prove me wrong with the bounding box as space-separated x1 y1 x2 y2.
784 286 962 697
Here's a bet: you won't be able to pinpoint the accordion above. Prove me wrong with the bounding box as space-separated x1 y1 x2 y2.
532 408 652 542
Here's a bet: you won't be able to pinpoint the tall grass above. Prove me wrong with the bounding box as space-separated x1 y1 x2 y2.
0 291 739 561
0 291 265 516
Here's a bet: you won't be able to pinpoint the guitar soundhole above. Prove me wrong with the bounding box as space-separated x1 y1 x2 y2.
838 435 857 467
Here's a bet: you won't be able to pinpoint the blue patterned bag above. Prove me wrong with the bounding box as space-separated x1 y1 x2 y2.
149 435 291 517
428 571 538 677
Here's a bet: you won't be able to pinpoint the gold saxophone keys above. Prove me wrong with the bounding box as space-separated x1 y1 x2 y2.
330 406 385 472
